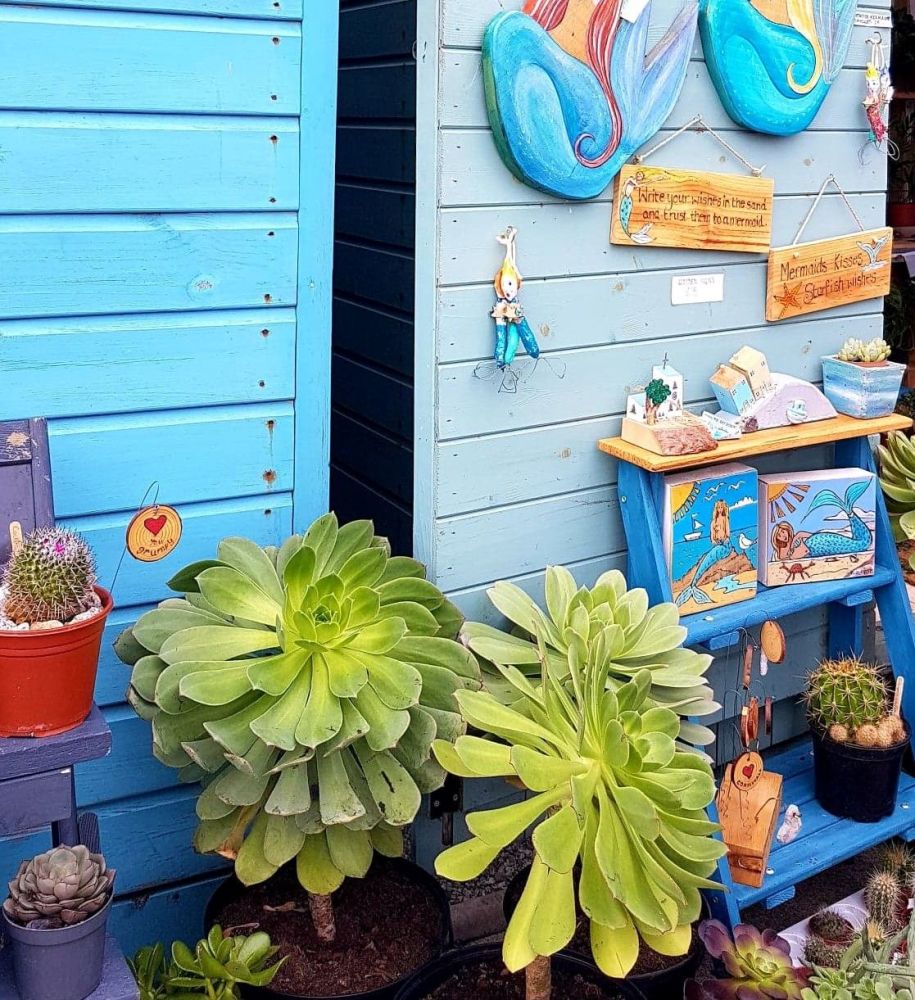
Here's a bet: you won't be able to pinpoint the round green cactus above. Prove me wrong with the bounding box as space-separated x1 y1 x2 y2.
3 527 97 624
116 516 480 902
805 658 888 735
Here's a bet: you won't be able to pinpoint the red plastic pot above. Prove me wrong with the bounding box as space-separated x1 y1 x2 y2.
0 587 113 737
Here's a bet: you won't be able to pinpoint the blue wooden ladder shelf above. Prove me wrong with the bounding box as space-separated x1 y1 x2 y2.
599 413 915 930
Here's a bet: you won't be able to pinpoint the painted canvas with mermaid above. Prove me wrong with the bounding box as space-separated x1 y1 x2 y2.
699 0 857 135
663 463 759 616
759 470 876 587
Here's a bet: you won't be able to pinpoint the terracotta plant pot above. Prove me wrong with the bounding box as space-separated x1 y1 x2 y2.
821 355 905 419
1 896 111 1000
0 586 113 737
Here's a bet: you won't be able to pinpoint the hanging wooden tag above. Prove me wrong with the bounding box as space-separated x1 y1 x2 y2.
760 620 786 664
767 227 892 321
126 505 182 563
611 165 774 253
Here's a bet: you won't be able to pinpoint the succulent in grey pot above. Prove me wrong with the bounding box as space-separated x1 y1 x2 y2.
2 845 116 1000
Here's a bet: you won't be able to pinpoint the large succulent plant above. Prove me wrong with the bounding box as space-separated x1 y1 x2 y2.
433 591 725 983
130 926 284 1000
879 431 915 551
116 516 480 936
686 921 809 1000
462 567 718 745
802 969 911 1000
4 845 115 928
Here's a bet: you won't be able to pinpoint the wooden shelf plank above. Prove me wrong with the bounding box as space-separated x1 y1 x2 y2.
685 568 895 646
598 414 912 473
0 705 111 780
732 737 915 910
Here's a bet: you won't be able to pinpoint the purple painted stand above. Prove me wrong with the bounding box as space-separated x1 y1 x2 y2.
0 418 53 567
0 935 138 1000
0 706 111 845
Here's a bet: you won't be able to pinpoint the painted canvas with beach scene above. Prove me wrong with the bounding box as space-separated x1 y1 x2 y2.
758 469 876 587
663 463 759 615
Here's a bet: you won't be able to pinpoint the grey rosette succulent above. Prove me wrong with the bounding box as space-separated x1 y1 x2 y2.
3 845 115 928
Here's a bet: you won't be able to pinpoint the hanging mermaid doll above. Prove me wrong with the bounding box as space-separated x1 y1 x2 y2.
861 34 898 161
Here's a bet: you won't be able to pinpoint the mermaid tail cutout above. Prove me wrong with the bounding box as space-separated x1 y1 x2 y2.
676 543 732 608
483 2 698 201
699 0 855 135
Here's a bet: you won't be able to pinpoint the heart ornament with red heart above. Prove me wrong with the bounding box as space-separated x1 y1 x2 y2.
126 504 183 563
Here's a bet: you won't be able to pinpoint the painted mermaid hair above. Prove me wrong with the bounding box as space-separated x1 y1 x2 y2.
525 0 624 167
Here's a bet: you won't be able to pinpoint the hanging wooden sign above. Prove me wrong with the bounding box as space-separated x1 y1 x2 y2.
126 505 182 563
610 165 774 253
766 227 893 322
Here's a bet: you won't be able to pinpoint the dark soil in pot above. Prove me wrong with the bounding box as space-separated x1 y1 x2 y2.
504 867 702 1000
206 857 451 999
395 944 646 1000
812 724 909 823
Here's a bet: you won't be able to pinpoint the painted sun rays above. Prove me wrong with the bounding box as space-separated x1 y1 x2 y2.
482 0 699 201
699 0 857 136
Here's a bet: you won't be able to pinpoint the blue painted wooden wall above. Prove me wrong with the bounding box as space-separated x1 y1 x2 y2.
411 0 892 765
0 0 338 955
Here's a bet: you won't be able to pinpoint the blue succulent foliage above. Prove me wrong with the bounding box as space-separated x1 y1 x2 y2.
482 2 698 201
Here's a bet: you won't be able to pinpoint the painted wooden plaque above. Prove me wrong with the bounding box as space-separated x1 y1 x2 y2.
766 227 893 322
610 165 774 253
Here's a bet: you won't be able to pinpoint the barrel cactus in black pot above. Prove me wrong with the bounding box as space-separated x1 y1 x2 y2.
1 845 116 1000
805 657 909 822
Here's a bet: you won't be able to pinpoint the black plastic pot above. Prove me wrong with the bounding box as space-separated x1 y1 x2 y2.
503 867 703 1000
204 857 452 1000
394 943 647 1000
812 725 909 822
1 896 111 1000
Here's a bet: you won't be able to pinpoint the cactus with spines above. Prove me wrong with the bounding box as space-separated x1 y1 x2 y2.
805 658 889 738
808 910 854 946
2 528 97 625
803 935 847 970
838 337 892 363
866 869 905 933
878 842 915 884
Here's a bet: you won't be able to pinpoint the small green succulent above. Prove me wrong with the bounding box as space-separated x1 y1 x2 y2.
462 566 719 745
129 927 284 1000
802 968 911 1000
837 338 892 364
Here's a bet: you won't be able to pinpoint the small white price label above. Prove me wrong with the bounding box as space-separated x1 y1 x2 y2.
621 0 650 22
854 11 891 28
671 273 725 306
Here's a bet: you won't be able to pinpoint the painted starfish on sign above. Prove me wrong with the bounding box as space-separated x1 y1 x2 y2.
773 281 803 318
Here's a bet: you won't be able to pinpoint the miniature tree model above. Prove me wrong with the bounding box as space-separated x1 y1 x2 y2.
434 568 725 1000
644 378 672 426
116 515 480 943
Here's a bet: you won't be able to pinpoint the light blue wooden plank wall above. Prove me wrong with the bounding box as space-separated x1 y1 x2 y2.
0 0 338 955
413 0 893 753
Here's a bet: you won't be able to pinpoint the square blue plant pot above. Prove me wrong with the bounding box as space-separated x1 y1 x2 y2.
821 355 905 419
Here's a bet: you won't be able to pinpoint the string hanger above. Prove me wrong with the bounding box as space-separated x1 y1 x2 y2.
792 174 866 245
633 114 767 177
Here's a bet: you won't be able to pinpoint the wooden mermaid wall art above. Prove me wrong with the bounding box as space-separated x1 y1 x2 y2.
482 0 699 201
699 0 858 136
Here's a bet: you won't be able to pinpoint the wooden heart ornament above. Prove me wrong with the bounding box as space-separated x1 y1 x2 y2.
127 505 182 563
732 750 764 792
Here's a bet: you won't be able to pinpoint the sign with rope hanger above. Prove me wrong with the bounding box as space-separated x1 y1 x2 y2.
610 115 775 253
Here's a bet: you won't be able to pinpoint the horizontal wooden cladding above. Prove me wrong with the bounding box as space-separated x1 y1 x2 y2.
0 113 298 214
0 215 296 320
443 52 875 133
333 356 414 440
334 298 414 377
436 311 883 440
438 193 885 290
0 8 300 115
337 125 416 185
335 184 416 250
61 494 292 609
332 410 413 505
340 0 415 62
331 465 412 556
1 0 300 18
1 310 295 417
49 403 294 517
440 0 890 52
339 63 416 122
0 786 227 898
335 241 416 312
439 129 887 208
